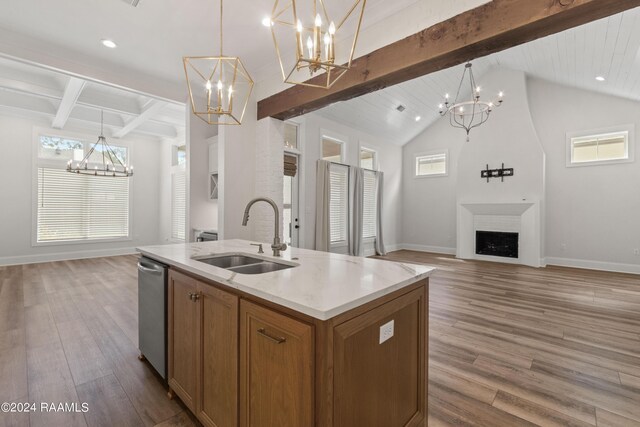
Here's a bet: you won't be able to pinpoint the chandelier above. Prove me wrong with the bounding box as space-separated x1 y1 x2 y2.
265 0 366 89
66 111 133 177
183 0 254 125
439 62 504 141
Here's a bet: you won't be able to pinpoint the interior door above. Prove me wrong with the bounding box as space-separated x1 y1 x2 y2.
283 153 300 248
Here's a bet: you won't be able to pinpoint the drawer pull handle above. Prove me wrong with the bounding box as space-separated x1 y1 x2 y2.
257 328 286 344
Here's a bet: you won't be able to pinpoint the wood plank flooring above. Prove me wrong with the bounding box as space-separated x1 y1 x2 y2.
0 252 639 426
0 256 197 427
376 251 640 427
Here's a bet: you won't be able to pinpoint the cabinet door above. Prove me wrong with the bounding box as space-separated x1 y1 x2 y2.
168 270 198 412
333 288 427 427
197 284 239 427
240 301 313 427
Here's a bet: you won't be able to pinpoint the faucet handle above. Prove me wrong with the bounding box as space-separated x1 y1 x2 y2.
250 243 264 254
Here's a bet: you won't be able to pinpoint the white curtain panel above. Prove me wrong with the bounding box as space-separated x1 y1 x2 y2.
314 160 331 251
349 167 364 256
374 171 387 256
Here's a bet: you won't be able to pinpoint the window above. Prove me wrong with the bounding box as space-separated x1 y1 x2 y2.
322 137 344 162
171 170 186 241
284 122 298 150
329 163 349 244
415 150 448 177
360 147 377 170
362 170 377 239
567 127 633 166
35 134 130 243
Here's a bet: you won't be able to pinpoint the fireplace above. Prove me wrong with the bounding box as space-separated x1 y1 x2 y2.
475 231 519 258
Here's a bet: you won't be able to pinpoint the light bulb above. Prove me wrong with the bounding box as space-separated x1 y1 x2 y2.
459 107 464 113
307 36 313 53
324 33 330 45
296 20 303 32
329 21 336 35
489 102 494 107
217 80 223 91
476 86 481 93
205 80 212 91
498 91 504 98
261 16 272 27
315 14 322 27
445 93 449 99
415 116 421 122
438 104 443 109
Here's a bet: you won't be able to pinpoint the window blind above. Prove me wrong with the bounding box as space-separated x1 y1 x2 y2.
172 171 186 241
571 131 628 163
416 152 447 176
329 164 348 244
37 168 129 242
362 170 377 239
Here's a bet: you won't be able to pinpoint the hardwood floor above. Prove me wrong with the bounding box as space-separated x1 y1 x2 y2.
376 251 640 427
0 256 198 427
1 252 639 426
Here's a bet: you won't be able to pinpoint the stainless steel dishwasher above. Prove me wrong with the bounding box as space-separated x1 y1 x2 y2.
137 256 168 379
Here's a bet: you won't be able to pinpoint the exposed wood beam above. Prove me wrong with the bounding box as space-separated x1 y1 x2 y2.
258 0 640 121
52 77 85 128
113 99 167 138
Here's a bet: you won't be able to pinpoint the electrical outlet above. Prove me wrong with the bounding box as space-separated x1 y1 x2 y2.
379 320 394 344
634 248 640 256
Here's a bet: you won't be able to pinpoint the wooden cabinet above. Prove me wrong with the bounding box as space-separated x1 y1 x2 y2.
168 267 428 427
332 288 427 427
167 271 198 411
239 300 313 427
168 270 238 427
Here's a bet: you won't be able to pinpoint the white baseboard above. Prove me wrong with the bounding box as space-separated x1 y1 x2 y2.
546 257 640 275
394 244 456 255
0 247 139 267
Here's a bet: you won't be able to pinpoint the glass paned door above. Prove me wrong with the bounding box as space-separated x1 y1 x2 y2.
283 154 300 247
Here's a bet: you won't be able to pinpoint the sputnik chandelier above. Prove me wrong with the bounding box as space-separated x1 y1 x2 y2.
265 0 366 88
66 111 133 177
439 62 504 141
183 0 254 125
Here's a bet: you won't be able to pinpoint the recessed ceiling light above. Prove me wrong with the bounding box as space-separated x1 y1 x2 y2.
262 16 273 27
101 39 117 49
415 116 421 122
595 76 605 82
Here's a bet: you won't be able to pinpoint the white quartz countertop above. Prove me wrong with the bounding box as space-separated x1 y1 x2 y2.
137 239 434 320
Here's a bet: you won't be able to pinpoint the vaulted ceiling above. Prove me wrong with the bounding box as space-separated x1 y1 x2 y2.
315 6 640 146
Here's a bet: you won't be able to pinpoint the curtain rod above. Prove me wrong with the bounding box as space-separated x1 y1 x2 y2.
321 159 379 173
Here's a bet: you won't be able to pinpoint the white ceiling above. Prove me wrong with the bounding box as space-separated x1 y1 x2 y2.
0 0 416 96
315 6 640 146
0 56 185 141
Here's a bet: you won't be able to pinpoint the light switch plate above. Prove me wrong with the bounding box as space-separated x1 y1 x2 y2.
379 320 394 344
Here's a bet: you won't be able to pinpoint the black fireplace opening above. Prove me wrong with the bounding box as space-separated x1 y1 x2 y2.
475 231 519 258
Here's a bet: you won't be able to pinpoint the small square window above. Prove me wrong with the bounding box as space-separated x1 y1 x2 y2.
567 127 634 166
322 137 343 162
360 147 377 170
415 150 448 177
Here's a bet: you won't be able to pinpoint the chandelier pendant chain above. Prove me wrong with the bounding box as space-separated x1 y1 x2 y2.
439 62 504 141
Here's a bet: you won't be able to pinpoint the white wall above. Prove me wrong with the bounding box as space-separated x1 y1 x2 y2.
0 112 164 265
400 69 640 273
297 112 403 253
528 78 640 271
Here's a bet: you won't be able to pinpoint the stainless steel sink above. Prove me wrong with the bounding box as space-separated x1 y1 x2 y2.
227 262 294 275
192 253 297 274
194 255 264 268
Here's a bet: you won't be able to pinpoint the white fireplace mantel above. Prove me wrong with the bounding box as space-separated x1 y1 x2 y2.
457 200 542 267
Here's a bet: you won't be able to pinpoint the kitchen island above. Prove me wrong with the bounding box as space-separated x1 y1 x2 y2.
137 239 433 427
